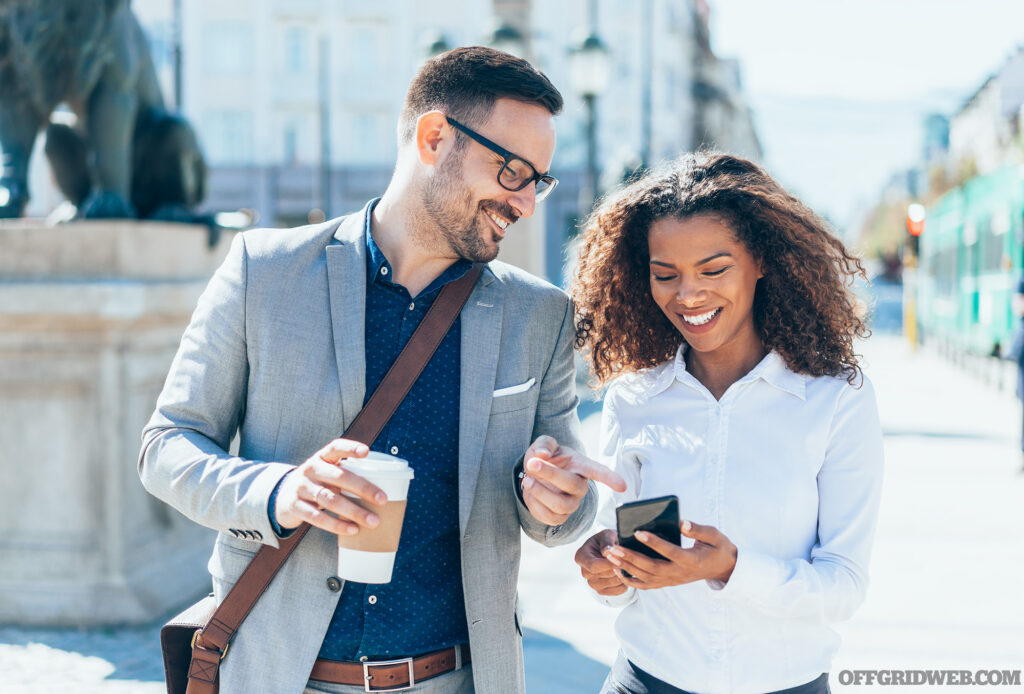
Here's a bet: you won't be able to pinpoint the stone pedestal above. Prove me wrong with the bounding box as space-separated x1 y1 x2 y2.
0 220 233 626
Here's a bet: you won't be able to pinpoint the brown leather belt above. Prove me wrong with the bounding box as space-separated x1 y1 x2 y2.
309 644 471 692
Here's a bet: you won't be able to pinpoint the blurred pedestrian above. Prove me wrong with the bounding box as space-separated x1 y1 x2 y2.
571 153 884 694
139 46 623 694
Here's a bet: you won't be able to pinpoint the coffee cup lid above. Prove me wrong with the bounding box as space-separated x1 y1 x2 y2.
342 452 414 478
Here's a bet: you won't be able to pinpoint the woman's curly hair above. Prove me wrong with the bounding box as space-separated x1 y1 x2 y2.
571 152 869 386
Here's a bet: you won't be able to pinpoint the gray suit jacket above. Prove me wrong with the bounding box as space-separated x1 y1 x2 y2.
139 202 596 694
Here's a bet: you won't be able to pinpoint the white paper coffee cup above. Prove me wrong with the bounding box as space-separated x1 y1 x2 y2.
336 452 414 584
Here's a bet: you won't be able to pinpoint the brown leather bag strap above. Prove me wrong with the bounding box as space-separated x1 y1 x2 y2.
186 263 484 694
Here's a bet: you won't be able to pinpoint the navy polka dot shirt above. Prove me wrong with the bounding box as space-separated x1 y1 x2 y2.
318 200 473 660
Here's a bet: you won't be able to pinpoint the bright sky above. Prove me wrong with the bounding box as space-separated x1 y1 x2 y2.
710 0 1024 232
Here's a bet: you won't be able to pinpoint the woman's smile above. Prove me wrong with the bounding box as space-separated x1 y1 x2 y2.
677 307 722 329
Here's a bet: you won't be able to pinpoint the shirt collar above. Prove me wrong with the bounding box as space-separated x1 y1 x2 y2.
364 197 474 295
750 350 807 399
652 345 807 400
648 351 679 397
364 197 389 280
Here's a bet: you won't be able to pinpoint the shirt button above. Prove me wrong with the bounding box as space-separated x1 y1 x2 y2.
368 595 377 605
408 302 415 311
380 267 389 276
359 655 369 662
326 576 342 592
389 445 399 455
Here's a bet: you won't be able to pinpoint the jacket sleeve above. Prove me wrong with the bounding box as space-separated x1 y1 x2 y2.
138 233 294 548
515 296 597 546
712 377 885 621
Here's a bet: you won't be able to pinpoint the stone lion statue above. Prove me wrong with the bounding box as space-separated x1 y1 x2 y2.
0 0 207 220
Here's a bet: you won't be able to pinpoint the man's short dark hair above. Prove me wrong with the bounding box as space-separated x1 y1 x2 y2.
398 46 563 145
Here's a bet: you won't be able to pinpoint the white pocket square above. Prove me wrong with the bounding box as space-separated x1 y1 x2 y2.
493 378 536 398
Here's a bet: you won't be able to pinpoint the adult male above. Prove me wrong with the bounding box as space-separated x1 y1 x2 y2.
139 46 624 694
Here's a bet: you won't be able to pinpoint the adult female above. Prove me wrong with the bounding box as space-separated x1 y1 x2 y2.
572 153 884 694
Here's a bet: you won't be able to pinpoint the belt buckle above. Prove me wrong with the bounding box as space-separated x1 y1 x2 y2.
363 656 415 692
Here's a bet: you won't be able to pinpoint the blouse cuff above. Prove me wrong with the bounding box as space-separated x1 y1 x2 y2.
591 585 637 608
708 544 784 600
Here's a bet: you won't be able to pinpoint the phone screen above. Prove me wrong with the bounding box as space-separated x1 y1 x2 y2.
615 495 681 559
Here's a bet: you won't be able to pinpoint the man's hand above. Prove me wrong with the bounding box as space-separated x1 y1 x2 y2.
520 435 627 526
574 529 628 596
274 438 388 535
602 520 738 589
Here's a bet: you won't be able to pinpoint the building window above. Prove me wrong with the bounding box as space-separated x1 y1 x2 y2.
349 113 379 164
284 26 309 74
981 216 1005 273
346 26 382 89
144 21 174 73
283 122 299 165
202 111 253 164
204 24 251 75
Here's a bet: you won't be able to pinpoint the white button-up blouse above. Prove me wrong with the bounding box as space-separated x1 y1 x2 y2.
595 347 884 694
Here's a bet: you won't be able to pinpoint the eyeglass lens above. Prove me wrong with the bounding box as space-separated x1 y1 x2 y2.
499 161 554 199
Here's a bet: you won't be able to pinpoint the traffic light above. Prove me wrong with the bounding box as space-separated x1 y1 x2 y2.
903 203 925 349
906 203 925 262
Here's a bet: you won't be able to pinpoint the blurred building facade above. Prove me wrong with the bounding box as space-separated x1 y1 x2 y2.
948 46 1024 177
39 0 761 283
922 113 950 167
858 46 1024 263
855 44 1024 360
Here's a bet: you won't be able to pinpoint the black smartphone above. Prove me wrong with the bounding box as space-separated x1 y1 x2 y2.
615 495 681 559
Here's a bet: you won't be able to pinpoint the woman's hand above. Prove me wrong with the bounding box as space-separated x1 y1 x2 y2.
603 520 738 590
574 529 629 596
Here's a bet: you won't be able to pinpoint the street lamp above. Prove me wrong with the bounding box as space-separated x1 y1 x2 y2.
569 27 610 212
172 0 183 110
485 20 527 58
420 30 451 60
318 34 331 220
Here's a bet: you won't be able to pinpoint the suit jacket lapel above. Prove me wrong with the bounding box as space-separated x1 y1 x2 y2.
326 210 369 432
458 269 503 535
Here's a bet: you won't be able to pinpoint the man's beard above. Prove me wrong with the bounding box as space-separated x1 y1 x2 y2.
419 156 517 263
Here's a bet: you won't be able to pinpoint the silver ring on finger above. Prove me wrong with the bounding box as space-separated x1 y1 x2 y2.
315 487 329 508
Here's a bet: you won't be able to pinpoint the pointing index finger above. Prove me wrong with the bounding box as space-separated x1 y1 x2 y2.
557 456 626 492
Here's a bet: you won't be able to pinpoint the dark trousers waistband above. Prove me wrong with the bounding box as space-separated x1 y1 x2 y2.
609 656 829 694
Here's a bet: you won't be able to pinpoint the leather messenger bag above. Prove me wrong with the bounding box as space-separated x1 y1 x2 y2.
160 263 483 694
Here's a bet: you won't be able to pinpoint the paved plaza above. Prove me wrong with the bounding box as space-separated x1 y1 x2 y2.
2 334 1023 692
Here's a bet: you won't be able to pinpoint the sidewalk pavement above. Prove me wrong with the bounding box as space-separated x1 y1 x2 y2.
2 335 1023 692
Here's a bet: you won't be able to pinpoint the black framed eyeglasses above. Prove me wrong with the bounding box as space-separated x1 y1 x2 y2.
446 116 558 202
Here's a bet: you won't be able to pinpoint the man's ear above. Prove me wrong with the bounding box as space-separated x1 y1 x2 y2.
415 111 451 166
